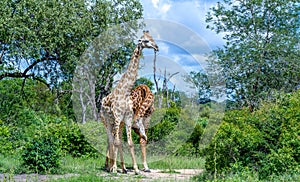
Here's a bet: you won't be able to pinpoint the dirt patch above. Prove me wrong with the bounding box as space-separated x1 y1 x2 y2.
0 169 203 181
113 169 204 181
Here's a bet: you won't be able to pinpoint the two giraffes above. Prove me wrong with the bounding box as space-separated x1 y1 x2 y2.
100 31 159 174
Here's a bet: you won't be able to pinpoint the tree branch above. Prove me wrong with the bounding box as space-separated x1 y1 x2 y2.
0 72 34 80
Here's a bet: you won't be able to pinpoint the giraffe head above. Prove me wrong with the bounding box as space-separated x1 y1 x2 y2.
138 30 159 52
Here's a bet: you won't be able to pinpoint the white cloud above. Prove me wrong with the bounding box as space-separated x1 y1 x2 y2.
161 4 171 14
152 0 159 8
147 0 171 18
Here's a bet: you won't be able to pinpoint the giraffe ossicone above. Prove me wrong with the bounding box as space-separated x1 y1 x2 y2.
100 31 158 175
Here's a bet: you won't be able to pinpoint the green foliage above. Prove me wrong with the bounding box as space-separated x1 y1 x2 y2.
0 78 97 158
148 105 180 142
174 117 207 157
22 135 61 174
0 79 58 122
185 71 211 104
0 0 143 86
46 117 98 158
0 154 22 173
5 107 97 158
206 0 300 110
204 91 300 179
134 77 155 91
0 120 13 155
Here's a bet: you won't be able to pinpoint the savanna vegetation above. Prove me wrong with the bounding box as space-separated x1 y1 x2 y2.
0 0 299 181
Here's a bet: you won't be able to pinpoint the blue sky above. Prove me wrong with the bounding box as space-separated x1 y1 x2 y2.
141 0 224 48
137 0 225 95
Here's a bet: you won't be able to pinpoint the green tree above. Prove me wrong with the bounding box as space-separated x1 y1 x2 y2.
206 0 300 111
134 77 155 91
185 71 211 104
0 0 143 123
0 79 57 122
0 0 143 87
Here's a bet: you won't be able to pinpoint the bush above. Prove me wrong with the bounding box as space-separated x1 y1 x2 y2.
204 91 300 179
22 135 61 173
47 117 99 157
0 120 13 155
175 117 206 157
205 110 265 174
148 105 180 142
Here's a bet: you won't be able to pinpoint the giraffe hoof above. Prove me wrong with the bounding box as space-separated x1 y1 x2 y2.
110 167 118 174
134 170 141 175
122 169 128 174
143 169 151 173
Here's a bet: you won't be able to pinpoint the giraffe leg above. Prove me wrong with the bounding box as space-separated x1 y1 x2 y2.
135 118 147 141
100 106 115 173
105 141 109 171
125 114 142 175
133 118 150 172
141 116 151 172
111 122 121 174
118 122 128 173
106 124 117 173
133 127 149 172
140 136 150 172
126 124 140 174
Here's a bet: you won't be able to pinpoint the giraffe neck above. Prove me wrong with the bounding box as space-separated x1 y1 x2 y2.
113 44 142 95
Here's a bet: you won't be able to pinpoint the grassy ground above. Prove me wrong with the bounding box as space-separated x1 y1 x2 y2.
0 154 205 181
2 154 299 181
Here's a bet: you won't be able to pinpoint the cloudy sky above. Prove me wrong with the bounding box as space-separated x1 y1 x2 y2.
137 0 225 95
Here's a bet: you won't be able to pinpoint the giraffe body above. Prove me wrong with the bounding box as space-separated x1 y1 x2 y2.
105 84 155 173
100 31 158 175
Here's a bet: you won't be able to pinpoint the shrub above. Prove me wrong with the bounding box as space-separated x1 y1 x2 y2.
204 91 300 179
0 119 13 155
22 135 61 173
175 117 206 157
205 110 265 174
148 105 180 142
46 116 99 157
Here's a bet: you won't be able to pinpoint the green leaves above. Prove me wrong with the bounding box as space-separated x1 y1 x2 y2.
185 71 211 104
0 0 143 86
0 120 13 155
204 90 300 179
206 0 300 110
22 135 61 174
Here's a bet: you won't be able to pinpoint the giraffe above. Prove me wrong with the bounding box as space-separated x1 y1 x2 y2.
105 84 155 173
100 31 158 175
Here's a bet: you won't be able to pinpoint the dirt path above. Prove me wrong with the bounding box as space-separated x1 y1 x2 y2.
0 169 203 181
100 169 204 181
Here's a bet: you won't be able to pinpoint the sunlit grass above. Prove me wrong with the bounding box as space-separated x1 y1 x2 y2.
59 155 105 174
0 154 22 173
148 155 205 170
